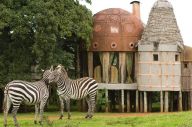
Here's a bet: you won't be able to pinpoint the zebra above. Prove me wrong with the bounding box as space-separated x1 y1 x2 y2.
3 66 53 127
48 64 98 119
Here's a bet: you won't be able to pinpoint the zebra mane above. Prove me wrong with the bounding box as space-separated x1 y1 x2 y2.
56 65 68 78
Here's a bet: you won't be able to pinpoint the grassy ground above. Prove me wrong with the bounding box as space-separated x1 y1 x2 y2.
1 111 192 127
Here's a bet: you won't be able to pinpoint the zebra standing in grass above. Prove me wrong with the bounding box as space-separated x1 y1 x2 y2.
3 66 53 127
48 65 98 119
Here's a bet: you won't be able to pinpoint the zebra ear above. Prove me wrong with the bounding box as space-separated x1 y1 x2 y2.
50 65 53 71
57 67 62 73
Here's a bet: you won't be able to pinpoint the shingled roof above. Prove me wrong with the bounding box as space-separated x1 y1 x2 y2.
140 0 183 45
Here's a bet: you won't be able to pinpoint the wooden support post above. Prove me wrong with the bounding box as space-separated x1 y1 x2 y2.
119 52 126 83
184 92 187 110
144 91 147 113
190 91 192 110
165 91 169 112
140 92 143 112
187 92 191 110
136 90 139 112
121 90 125 112
170 92 173 112
160 91 164 112
88 52 93 78
105 89 109 112
100 52 110 83
127 91 130 112
179 91 183 111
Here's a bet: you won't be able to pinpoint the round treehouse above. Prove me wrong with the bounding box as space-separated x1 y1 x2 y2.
88 1 144 112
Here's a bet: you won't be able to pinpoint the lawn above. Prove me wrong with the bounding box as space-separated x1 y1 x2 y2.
1 111 192 127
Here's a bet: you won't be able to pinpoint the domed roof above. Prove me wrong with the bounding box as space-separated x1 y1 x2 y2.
90 8 144 51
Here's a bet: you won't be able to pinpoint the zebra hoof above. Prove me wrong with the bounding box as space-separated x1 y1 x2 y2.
89 115 93 119
34 120 37 124
68 114 71 119
15 123 20 127
59 115 63 120
85 114 89 119
4 124 7 127
39 121 42 125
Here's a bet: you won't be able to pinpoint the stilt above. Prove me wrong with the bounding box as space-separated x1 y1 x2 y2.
105 89 109 112
127 91 130 112
190 91 192 110
170 92 173 112
165 91 169 112
178 91 183 111
140 92 143 112
144 91 147 113
160 91 164 112
100 52 110 83
121 90 125 112
88 52 93 78
136 90 139 112
188 92 190 110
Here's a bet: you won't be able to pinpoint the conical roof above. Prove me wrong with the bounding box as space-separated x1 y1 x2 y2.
140 0 183 45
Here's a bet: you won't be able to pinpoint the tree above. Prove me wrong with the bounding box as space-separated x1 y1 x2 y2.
0 0 92 87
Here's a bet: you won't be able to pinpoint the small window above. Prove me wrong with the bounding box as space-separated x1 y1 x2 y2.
175 54 179 61
153 54 158 61
184 63 188 68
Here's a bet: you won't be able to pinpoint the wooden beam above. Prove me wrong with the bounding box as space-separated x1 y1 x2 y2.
121 90 125 112
127 91 130 112
165 91 169 112
178 91 183 111
140 92 143 112
88 52 93 78
136 90 139 112
160 91 164 112
144 91 147 113
105 89 109 112
98 83 137 90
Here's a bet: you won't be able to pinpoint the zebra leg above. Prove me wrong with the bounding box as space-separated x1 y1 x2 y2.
88 92 97 119
12 106 20 127
39 101 46 125
34 104 39 124
85 97 91 119
3 95 11 127
66 99 71 119
89 95 96 118
59 96 64 120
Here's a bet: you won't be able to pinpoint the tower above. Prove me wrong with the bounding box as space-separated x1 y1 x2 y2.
138 0 184 112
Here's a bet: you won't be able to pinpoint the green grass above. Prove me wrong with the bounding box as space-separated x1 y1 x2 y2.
1 111 192 127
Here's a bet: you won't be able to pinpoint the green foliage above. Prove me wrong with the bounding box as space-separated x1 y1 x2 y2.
97 89 108 112
0 0 92 87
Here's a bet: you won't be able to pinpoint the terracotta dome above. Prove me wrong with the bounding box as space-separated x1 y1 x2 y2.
90 8 144 51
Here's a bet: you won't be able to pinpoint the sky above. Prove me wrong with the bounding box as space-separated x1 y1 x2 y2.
81 0 192 47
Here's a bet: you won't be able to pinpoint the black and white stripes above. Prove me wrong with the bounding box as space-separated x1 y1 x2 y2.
3 67 53 127
48 65 98 119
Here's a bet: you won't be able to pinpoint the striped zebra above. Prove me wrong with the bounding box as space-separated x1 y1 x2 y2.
48 65 98 119
3 66 53 127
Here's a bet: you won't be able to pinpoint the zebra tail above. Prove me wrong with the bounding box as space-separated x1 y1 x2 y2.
2 87 8 112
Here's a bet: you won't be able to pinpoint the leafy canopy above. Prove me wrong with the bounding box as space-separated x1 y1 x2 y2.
0 0 92 87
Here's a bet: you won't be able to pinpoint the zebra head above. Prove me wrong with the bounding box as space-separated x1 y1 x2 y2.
42 66 54 83
48 64 68 83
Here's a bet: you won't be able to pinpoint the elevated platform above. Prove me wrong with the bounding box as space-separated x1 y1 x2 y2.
98 83 137 90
